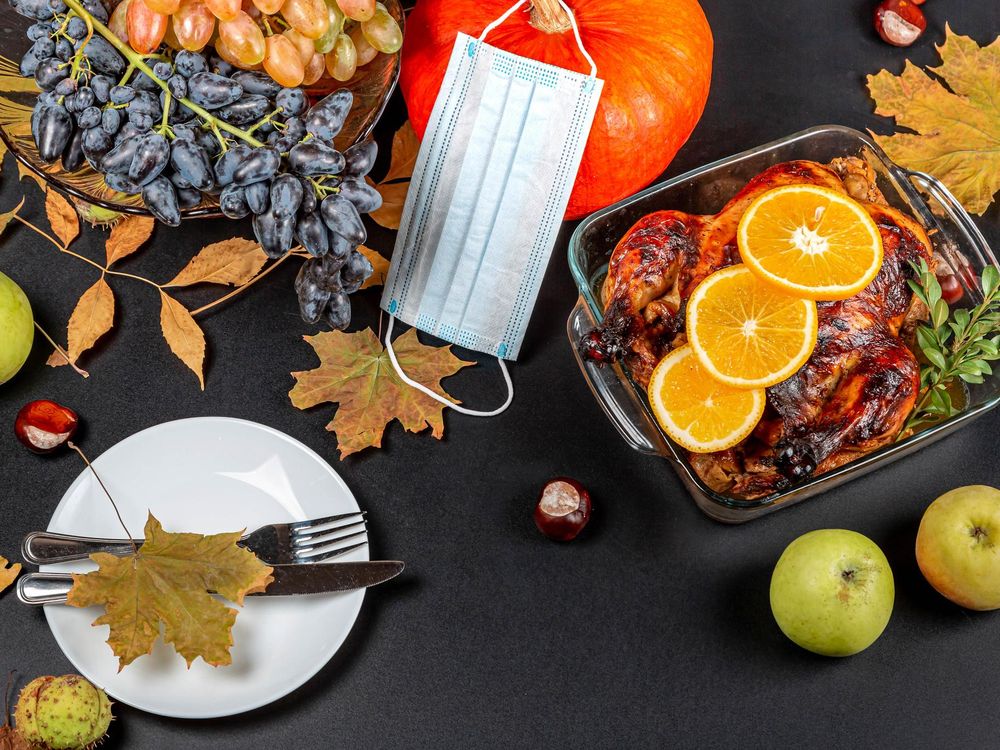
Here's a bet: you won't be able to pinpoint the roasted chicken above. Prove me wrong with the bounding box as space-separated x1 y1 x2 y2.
580 159 935 498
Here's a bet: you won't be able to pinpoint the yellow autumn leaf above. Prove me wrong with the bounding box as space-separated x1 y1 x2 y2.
67 276 115 363
369 121 418 230
106 215 155 266
44 188 80 248
359 244 389 289
289 327 473 457
159 291 206 389
0 556 21 595
67 514 273 670
867 26 1000 214
17 161 47 193
0 197 24 239
166 238 268 287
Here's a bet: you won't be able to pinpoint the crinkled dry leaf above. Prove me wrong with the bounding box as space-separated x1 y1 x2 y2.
67 514 273 670
106 215 155 266
166 238 268 287
868 26 1000 214
0 197 23 239
0 556 21 595
66 276 114 364
44 188 79 248
159 291 206 389
369 121 418 230
290 327 473 457
359 245 389 289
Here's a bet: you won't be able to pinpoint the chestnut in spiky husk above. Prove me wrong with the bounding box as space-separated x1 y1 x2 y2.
14 675 112 750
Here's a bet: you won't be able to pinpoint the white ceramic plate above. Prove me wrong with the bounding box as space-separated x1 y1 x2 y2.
42 417 366 719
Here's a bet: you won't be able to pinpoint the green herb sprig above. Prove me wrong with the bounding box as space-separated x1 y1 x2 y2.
899 260 1000 437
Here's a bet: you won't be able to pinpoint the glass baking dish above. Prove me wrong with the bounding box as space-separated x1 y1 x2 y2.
567 125 999 523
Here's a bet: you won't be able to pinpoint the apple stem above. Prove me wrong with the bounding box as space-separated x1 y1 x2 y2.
68 441 137 554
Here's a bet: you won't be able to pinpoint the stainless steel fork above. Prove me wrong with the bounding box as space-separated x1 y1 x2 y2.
21 511 368 566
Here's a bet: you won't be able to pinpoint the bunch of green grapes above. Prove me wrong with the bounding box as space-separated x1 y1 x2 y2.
112 0 401 88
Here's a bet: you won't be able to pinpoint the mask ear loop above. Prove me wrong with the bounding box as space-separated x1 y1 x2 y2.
384 315 514 417
477 0 598 79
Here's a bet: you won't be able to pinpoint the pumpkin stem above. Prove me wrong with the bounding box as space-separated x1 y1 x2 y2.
529 0 572 34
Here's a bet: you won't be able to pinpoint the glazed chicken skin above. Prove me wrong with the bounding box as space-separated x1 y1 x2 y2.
580 159 935 498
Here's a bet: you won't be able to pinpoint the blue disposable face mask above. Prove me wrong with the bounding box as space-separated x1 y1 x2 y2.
381 0 603 417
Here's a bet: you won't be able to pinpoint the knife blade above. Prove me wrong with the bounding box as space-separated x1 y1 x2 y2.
263 561 404 595
16 561 405 606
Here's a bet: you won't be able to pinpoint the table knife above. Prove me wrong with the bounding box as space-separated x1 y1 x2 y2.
16 560 404 606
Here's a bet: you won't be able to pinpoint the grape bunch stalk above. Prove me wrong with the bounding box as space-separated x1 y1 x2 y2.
10 0 385 330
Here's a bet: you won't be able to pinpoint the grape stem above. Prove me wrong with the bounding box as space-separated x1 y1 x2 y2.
60 0 266 148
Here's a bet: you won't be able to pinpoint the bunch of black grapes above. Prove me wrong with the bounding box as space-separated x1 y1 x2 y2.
11 0 383 330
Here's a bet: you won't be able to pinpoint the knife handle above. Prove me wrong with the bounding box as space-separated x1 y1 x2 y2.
17 573 73 606
22 531 142 565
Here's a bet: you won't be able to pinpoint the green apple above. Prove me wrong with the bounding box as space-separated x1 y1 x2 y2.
770 529 894 656
916 485 1000 610
0 271 33 384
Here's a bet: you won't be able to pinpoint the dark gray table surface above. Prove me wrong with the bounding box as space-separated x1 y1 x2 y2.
2 2 999 748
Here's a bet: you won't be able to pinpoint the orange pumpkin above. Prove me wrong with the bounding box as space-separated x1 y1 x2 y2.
399 0 713 220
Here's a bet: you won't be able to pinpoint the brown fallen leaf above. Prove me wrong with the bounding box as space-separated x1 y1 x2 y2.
0 557 21 595
0 725 31 750
166 237 268 287
367 180 409 231
67 514 273 670
359 244 390 289
369 121 418 230
66 276 115 364
159 291 206 389
868 26 1000 214
44 188 79 248
0 197 24 239
106 215 155 266
290 327 473 457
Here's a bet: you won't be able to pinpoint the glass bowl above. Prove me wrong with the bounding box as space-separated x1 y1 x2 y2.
567 125 1000 523
0 0 403 218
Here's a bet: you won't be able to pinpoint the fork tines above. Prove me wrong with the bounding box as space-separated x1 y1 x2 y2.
289 511 368 563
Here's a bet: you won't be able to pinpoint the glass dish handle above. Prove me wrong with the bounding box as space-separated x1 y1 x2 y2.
567 299 671 457
903 169 998 273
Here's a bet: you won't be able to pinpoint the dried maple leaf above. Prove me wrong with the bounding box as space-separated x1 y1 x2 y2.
290 327 473 457
106 215 155 266
868 26 1000 214
358 245 389 289
66 276 114 364
369 121 418 230
44 188 79 247
159 291 206 389
0 198 23 239
67 514 273 671
166 238 268 287
0 557 21 595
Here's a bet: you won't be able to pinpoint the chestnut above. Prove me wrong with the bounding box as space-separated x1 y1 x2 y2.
14 399 79 453
534 477 592 541
874 0 927 47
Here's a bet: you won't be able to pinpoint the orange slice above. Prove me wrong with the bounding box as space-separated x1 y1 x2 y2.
647 345 765 453
687 265 818 389
737 184 883 300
